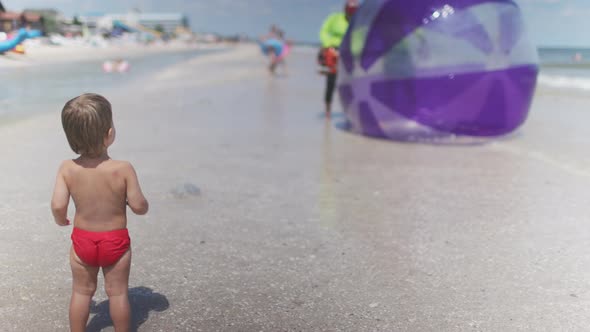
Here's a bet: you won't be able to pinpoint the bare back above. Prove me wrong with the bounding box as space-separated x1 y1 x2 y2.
63 159 130 232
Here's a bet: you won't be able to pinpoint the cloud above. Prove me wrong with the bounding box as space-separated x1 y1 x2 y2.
560 6 590 17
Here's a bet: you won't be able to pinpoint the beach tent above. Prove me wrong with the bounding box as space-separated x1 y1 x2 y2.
112 20 158 42
113 20 138 33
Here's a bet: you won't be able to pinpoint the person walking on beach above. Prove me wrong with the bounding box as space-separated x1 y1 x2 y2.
274 29 291 75
51 93 149 332
258 35 285 74
265 24 281 40
318 0 359 117
258 27 290 75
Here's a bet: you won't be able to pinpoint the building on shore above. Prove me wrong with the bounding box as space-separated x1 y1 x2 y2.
23 9 62 34
0 10 42 33
0 2 50 34
79 11 189 35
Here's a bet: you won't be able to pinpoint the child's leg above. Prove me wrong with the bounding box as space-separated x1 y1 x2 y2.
69 247 99 332
103 249 132 332
269 53 278 73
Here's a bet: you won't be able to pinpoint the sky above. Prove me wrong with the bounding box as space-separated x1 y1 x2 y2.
3 0 588 47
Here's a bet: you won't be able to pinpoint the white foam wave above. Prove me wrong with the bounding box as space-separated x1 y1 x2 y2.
538 74 590 91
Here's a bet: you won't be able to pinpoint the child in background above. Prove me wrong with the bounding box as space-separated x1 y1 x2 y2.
51 93 149 332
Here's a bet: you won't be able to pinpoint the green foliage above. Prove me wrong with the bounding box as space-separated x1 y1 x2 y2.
43 15 58 34
154 24 165 34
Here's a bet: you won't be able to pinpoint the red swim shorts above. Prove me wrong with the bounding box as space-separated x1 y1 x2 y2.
71 228 131 267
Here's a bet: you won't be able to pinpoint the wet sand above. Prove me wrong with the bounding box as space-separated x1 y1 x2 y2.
1 45 590 331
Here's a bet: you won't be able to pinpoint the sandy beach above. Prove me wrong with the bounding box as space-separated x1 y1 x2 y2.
0 40 223 69
1 44 590 331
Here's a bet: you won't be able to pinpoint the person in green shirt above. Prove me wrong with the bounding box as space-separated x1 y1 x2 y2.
318 0 359 117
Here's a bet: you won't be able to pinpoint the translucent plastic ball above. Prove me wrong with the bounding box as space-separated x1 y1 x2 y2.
338 0 539 142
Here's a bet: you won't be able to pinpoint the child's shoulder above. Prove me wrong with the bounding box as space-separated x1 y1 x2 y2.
57 159 76 172
109 159 134 167
58 159 135 173
106 159 137 173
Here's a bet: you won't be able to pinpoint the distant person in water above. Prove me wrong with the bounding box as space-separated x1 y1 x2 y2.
318 0 359 117
51 93 149 332
103 59 130 73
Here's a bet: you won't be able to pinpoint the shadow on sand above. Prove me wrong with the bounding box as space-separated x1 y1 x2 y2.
332 117 509 146
317 111 346 120
86 286 169 332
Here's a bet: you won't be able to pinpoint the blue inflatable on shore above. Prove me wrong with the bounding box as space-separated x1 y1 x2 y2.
0 28 42 53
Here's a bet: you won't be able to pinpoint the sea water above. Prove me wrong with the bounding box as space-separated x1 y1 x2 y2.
0 48 218 121
0 45 587 125
538 47 590 90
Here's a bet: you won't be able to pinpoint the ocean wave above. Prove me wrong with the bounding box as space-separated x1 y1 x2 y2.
538 74 590 91
541 62 590 69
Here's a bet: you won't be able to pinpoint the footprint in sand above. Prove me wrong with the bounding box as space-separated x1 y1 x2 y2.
170 182 201 199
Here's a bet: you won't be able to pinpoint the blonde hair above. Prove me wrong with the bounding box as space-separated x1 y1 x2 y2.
61 93 112 157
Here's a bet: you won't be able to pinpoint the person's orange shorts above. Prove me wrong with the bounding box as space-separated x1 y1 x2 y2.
318 47 339 74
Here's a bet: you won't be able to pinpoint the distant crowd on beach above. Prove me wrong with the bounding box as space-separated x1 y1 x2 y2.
0 4 198 55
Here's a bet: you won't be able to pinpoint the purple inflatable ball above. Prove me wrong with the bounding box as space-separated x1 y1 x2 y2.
338 0 539 143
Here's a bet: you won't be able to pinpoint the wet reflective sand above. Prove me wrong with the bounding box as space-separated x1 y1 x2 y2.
1 46 589 331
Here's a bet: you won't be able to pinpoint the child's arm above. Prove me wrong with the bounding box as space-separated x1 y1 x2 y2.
51 162 71 226
124 162 149 215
